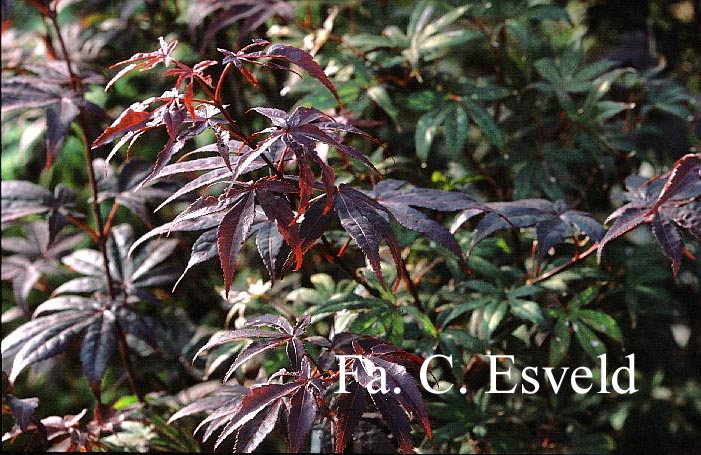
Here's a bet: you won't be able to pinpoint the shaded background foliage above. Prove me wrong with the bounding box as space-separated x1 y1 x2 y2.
1 0 700 453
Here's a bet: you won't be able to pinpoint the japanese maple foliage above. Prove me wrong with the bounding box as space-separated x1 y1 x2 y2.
2 2 700 453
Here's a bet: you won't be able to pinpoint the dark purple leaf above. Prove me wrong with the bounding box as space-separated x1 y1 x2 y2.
46 97 80 167
287 386 317 452
597 208 647 263
217 192 257 295
194 329 284 359
9 312 96 382
256 189 303 270
7 396 40 432
383 202 467 268
223 339 287 381
52 277 105 296
535 218 573 261
79 309 117 386
91 104 152 149
246 314 294 334
256 221 284 280
209 382 302 441
104 37 178 91
1 181 53 224
169 384 248 423
175 228 219 290
369 389 415 454
335 185 406 289
334 381 367 453
646 153 701 215
650 216 683 277
265 44 341 107
232 399 282 452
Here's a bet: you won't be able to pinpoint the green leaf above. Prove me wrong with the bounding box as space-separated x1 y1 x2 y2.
423 5 469 37
574 322 607 361
595 101 631 122
513 162 536 199
560 50 582 80
343 33 393 51
420 30 479 56
403 90 440 112
575 59 617 82
464 101 505 151
403 306 438 338
348 307 384 334
509 299 545 325
310 273 336 295
385 310 405 346
534 58 561 84
569 286 599 310
367 85 400 127
440 328 486 353
480 300 508 340
438 297 493 329
549 318 571 366
520 4 570 22
415 111 445 160
577 310 623 342
407 0 430 37
507 285 544 299
442 104 469 157
310 295 387 316
464 280 500 294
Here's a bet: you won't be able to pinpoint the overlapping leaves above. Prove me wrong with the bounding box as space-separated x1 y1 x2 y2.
2 223 176 387
1 221 83 313
598 153 700 276
175 313 432 453
1 181 83 243
57 224 178 304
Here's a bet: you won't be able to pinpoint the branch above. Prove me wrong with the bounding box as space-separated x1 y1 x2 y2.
527 244 598 285
117 328 145 402
48 12 117 303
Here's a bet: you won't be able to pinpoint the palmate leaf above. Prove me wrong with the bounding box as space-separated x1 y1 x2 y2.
1 64 104 167
335 185 405 290
168 383 248 423
217 192 257 295
195 314 310 378
94 159 175 225
175 228 218 289
598 154 700 276
255 221 284 280
2 300 99 382
251 106 377 215
79 309 117 387
334 381 367 453
57 224 178 304
92 90 227 184
6 396 40 433
1 289 162 386
1 181 83 243
1 221 83 313
219 41 341 107
471 199 604 261
104 36 178 91
332 335 432 454
134 175 304 293
187 355 321 453
287 385 318 453
3 399 129 452
187 0 295 48
373 179 490 269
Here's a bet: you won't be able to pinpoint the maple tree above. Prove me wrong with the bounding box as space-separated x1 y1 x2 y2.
2 0 699 453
